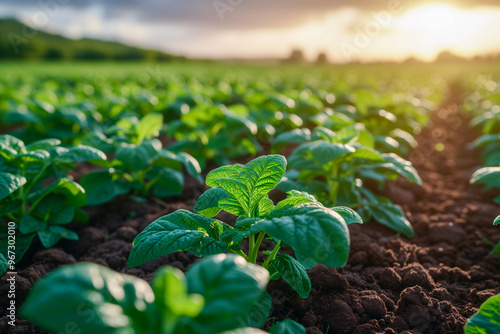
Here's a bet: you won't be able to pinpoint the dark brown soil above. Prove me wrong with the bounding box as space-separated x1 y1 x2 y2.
267 92 500 333
1 88 500 334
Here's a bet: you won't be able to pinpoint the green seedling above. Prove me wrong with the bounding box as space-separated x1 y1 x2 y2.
21 254 306 334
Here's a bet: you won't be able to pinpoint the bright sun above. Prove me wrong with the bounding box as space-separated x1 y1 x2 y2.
393 3 485 59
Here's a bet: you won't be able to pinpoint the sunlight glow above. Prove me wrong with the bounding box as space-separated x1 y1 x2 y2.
391 3 499 60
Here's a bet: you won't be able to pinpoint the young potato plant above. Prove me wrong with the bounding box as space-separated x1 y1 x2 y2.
5 97 99 144
128 155 362 310
80 113 202 205
470 132 500 167
0 135 107 273
273 126 420 238
166 104 260 170
21 254 306 334
357 108 420 156
470 167 500 205
464 215 500 332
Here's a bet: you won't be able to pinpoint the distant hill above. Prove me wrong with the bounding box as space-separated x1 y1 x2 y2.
0 18 185 61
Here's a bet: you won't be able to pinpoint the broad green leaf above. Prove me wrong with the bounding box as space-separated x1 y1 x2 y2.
154 149 184 169
494 216 500 225
334 125 359 144
254 204 350 269
136 113 163 144
176 152 203 182
206 164 244 187
380 154 421 185
194 187 230 218
271 129 311 153
127 210 231 267
210 155 286 217
271 254 311 298
485 151 500 167
37 230 62 248
332 206 364 225
375 135 400 152
287 145 324 172
0 134 26 157
276 190 318 209
152 266 204 320
115 139 162 171
239 291 272 329
81 133 115 153
269 319 306 334
472 134 500 148
310 141 355 166
50 226 79 241
216 179 251 216
21 263 158 334
257 198 275 218
27 178 86 208
52 145 107 163
0 172 26 200
465 294 500 334
149 167 184 198
74 207 90 223
184 254 269 334
349 147 384 161
220 227 256 248
37 193 65 215
20 215 45 234
25 138 61 151
240 155 287 205
471 167 500 188
369 196 414 238
312 127 336 141
13 150 50 165
51 206 75 225
393 129 417 149
234 217 263 228
80 169 131 206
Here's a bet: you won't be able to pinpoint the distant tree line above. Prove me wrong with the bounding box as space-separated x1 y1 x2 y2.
0 19 184 61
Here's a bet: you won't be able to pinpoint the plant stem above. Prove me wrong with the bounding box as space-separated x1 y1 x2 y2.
229 249 250 261
328 165 339 205
22 164 49 200
250 232 266 264
268 272 280 281
248 234 255 262
6 213 17 222
20 163 48 215
262 241 282 269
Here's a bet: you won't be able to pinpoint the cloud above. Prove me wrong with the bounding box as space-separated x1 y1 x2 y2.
2 0 499 62
2 0 500 33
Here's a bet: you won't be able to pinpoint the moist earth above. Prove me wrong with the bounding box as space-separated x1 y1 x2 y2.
1 90 500 333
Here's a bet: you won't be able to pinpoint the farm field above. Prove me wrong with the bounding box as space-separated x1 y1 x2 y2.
1 61 500 334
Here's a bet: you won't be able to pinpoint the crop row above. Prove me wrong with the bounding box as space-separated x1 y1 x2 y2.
463 75 500 333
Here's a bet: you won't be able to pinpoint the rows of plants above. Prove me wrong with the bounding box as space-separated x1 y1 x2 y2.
462 74 500 333
0 66 445 333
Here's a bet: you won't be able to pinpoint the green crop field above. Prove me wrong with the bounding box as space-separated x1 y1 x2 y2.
2 60 500 334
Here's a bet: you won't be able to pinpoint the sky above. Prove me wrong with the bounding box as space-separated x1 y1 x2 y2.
1 0 500 62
